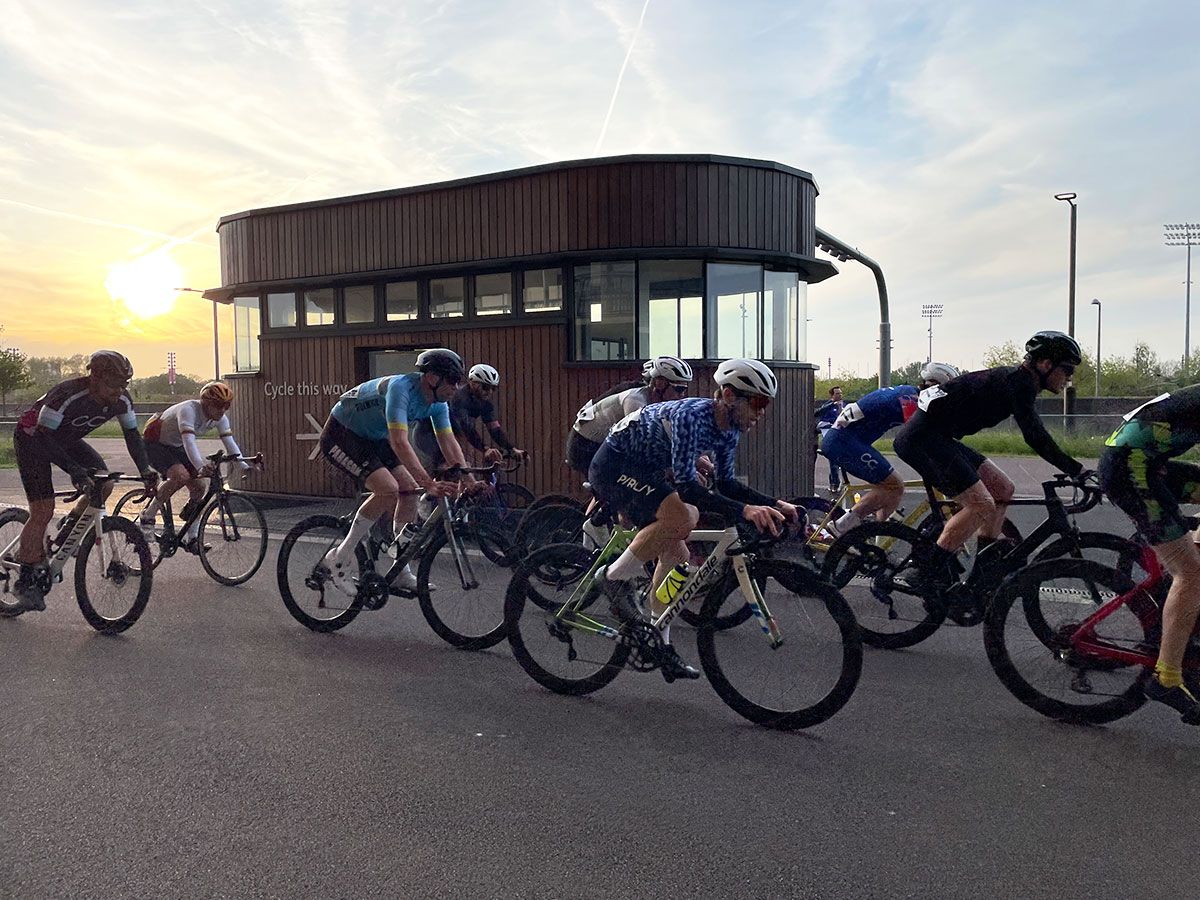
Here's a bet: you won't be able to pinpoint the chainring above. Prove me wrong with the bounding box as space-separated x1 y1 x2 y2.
359 572 390 611
619 621 664 672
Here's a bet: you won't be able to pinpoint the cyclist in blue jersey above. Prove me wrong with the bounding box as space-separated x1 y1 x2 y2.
317 348 472 594
588 358 800 681
820 362 959 535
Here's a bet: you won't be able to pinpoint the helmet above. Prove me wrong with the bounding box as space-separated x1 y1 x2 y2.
642 356 694 384
714 358 778 398
87 350 133 385
415 348 466 382
919 362 960 386
199 381 234 406
1025 331 1082 366
468 363 500 387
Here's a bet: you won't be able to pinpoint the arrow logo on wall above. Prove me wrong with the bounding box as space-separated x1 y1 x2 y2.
295 413 324 461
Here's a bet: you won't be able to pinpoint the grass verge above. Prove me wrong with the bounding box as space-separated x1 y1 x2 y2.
876 430 1200 462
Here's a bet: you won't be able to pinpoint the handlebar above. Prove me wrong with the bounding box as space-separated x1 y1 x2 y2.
433 460 520 479
1046 473 1104 515
205 450 265 466
727 520 791 556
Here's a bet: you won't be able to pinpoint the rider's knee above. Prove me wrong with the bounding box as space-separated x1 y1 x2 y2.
1157 537 1200 581
657 499 696 540
960 489 996 523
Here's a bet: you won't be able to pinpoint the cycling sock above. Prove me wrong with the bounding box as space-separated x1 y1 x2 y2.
184 519 201 541
335 509 377 561
837 511 862 533
581 518 606 550
1156 661 1185 689
604 548 643 581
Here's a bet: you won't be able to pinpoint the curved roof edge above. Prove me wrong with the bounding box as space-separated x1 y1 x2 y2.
217 154 819 227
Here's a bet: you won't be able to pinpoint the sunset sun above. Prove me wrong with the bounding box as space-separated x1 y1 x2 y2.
105 252 183 319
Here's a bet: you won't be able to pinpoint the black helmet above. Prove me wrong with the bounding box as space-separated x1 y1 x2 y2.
1025 331 1082 366
415 348 465 382
87 350 134 385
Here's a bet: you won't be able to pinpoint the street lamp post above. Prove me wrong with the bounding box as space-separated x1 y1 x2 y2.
1091 298 1102 397
1165 223 1199 375
1055 193 1079 429
921 303 943 364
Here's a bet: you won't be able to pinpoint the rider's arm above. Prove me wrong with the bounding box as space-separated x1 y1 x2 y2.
178 402 209 472
383 379 437 488
430 400 470 471
669 411 746 520
215 415 249 469
1013 397 1083 476
118 394 152 475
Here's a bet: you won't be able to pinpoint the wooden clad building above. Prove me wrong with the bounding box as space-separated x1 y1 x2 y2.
213 154 836 498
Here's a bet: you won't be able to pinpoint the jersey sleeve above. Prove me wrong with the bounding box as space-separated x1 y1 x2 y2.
1011 379 1083 475
384 377 412 433
35 383 75 430
216 414 247 467
712 436 738 482
177 403 206 470
430 401 452 434
621 389 647 416
116 392 138 430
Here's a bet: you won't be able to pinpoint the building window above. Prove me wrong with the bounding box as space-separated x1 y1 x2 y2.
638 260 703 359
706 263 762 358
233 295 261 372
429 277 464 319
523 268 563 313
386 281 418 321
344 285 375 325
763 271 806 361
474 273 512 317
266 291 297 329
304 288 335 327
574 262 635 360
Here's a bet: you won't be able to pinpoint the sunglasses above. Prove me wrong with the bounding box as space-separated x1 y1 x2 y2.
668 384 688 395
734 390 770 411
1058 364 1076 377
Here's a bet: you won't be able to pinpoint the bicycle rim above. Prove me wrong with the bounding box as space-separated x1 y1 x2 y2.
418 528 510 649
197 493 269 586
277 516 365 632
74 517 153 633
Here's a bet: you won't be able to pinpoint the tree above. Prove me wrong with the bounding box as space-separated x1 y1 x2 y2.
982 340 1023 369
0 347 33 408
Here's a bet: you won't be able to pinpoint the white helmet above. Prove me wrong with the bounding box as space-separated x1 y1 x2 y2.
714 358 778 398
468 363 500 387
642 356 694 384
920 362 960 386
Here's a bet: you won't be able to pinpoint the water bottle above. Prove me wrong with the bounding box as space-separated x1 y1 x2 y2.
654 563 690 605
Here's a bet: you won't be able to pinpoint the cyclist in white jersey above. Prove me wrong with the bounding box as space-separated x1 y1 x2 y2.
138 381 258 548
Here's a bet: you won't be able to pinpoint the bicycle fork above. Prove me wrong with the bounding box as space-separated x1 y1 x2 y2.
732 554 783 649
439 499 479 591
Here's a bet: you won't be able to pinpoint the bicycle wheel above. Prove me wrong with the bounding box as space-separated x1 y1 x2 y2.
525 493 585 515
196 492 268 586
277 515 367 632
417 525 510 650
74 517 153 633
696 559 863 730
984 557 1150 725
1033 531 1145 579
0 507 30 617
505 542 629 695
111 487 152 522
821 521 946 649
513 503 585 557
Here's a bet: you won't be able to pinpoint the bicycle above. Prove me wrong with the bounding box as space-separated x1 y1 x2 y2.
504 510 863 731
276 462 515 649
821 475 1139 649
112 451 268 586
983 539 1185 725
0 472 153 632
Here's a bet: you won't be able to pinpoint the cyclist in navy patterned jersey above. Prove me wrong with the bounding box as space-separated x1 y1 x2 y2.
588 358 800 681
9 350 157 612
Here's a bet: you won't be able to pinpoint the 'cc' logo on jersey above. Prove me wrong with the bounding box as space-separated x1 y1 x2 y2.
70 415 110 428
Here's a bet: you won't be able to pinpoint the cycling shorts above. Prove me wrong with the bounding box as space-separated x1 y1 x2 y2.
587 443 673 528
13 430 105 502
820 428 894 484
564 429 602 476
1099 447 1200 545
145 442 198 478
320 416 400 482
893 421 986 497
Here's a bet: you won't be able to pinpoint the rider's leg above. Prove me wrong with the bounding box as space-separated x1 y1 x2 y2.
18 498 54 565
845 471 905 529
1154 537 1200 680
333 467 398 560
609 494 696 580
975 460 1015 540
143 463 190 521
390 464 420 533
938 483 994 554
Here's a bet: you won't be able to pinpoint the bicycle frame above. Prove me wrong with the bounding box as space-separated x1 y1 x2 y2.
805 479 943 551
380 493 481 592
149 451 261 553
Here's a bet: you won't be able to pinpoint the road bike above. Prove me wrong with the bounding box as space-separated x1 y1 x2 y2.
112 450 268 586
504 510 863 730
0 472 153 632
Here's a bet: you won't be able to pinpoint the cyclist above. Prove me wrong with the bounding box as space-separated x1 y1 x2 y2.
893 331 1085 590
587 358 800 681
1099 386 1200 722
137 381 259 550
317 348 473 595
564 356 694 476
8 350 157 611
412 363 527 469
821 363 960 536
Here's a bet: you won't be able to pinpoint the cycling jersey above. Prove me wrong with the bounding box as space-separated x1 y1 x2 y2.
572 387 651 443
330 374 452 441
906 365 1081 475
17 377 137 441
412 385 513 460
1104 387 1200 458
144 399 244 471
832 385 918 445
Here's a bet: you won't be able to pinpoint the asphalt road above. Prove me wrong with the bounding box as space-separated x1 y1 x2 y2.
2 446 1199 898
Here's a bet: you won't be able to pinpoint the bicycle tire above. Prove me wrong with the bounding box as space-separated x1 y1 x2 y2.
513 503 586 557
197 492 269 586
505 542 629 695
525 494 585 515
277 515 367 632
111 487 151 521
417 526 509 650
74 517 153 633
983 557 1149 725
696 559 863 730
0 507 30 617
821 520 947 650
1033 531 1144 577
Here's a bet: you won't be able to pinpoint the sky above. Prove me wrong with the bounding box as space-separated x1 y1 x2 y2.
1 0 1198 381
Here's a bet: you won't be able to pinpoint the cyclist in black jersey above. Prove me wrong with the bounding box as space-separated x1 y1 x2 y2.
411 364 527 468
1099 386 1200 721
9 350 157 611
893 331 1086 587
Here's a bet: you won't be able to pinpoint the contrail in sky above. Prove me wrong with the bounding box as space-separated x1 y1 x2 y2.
0 198 213 246
594 0 652 154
